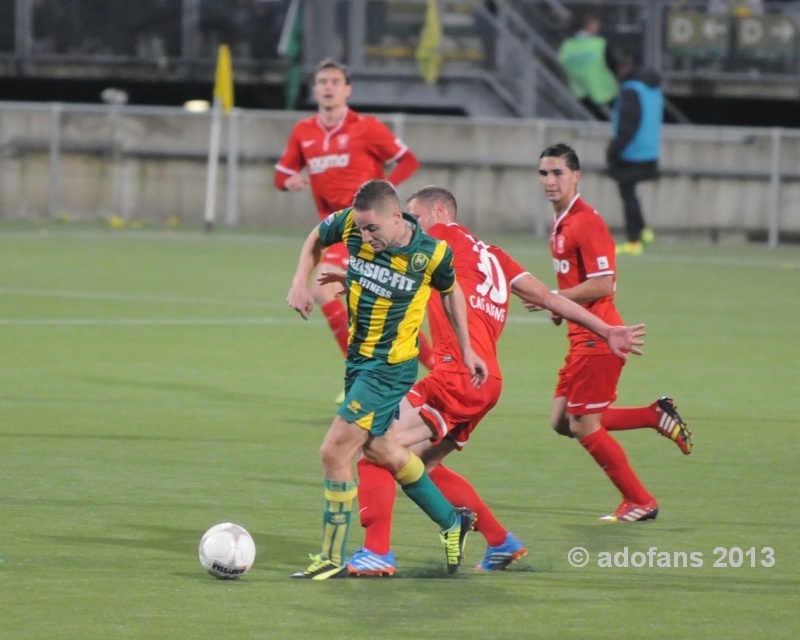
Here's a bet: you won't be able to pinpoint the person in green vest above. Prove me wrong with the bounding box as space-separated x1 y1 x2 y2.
558 11 619 119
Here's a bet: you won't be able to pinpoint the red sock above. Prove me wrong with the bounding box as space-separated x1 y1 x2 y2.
356 459 396 555
602 405 658 431
429 465 507 547
321 299 349 356
579 428 653 505
418 331 436 370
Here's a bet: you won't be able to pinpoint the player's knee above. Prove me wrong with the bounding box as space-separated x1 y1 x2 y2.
551 418 573 438
319 439 342 468
567 423 583 439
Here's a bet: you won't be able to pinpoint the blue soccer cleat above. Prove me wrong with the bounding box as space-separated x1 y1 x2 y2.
475 532 527 571
347 548 396 577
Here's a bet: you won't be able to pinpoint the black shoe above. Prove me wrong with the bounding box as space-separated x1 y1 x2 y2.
290 554 348 580
439 508 476 574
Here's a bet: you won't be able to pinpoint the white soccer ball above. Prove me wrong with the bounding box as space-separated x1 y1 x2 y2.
198 522 256 580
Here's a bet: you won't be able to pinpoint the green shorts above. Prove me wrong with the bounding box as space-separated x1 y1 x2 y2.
337 356 419 436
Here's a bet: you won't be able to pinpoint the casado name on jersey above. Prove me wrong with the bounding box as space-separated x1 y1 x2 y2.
308 153 350 175
469 294 506 322
349 256 416 299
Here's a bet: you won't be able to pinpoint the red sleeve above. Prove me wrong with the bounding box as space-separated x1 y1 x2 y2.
576 216 616 278
274 127 304 191
491 246 529 286
387 149 419 187
366 117 406 162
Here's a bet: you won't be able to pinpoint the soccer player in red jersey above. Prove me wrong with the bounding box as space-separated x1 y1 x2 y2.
335 186 646 575
537 143 692 523
275 58 435 374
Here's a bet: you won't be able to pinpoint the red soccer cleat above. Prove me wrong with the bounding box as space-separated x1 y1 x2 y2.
599 498 659 523
653 397 693 455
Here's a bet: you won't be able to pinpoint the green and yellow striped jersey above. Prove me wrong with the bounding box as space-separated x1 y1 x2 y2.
318 207 456 364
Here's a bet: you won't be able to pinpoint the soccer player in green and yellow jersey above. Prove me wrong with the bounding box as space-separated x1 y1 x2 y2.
287 179 487 580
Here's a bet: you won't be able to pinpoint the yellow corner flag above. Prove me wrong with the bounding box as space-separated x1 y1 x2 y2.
214 45 234 113
416 0 443 84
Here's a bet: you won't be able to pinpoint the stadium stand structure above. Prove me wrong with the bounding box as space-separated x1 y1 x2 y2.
1 1 798 118
302 0 594 119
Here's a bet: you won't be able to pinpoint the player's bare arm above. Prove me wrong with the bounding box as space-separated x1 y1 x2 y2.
523 275 612 322
550 274 614 305
440 282 488 388
287 226 325 319
511 274 645 358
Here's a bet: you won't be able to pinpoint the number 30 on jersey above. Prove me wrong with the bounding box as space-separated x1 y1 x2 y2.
473 240 508 304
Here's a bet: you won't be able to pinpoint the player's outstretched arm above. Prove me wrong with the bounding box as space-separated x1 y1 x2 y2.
607 324 646 358
511 274 645 358
440 282 488 388
287 226 325 320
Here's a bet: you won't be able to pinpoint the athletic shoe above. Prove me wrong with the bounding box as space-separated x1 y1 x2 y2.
334 390 345 405
439 507 476 574
640 228 655 245
616 241 643 255
290 554 347 580
347 548 396 577
474 532 527 571
599 498 658 522
653 396 693 455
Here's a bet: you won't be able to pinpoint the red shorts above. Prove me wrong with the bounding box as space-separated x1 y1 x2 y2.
407 369 502 450
321 242 349 270
554 352 624 416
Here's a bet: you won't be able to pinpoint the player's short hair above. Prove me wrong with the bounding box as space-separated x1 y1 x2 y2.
407 186 458 219
314 58 350 84
352 180 400 215
540 143 580 171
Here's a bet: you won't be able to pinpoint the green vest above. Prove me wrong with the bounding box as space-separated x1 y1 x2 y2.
558 35 619 104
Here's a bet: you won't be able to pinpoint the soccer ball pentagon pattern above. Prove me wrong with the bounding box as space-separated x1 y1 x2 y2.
198 522 256 579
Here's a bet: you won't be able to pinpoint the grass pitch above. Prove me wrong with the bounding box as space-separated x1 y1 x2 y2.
1 222 799 639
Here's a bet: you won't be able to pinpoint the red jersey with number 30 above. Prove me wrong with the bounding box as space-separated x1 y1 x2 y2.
551 195 623 355
275 108 410 218
426 223 529 379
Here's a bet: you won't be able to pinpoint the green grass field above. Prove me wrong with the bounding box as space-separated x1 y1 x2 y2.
1 221 799 639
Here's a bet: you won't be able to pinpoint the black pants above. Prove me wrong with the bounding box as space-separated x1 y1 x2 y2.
616 179 646 242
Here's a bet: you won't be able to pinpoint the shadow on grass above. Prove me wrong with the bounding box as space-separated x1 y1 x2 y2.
489 502 593 517
41 524 311 565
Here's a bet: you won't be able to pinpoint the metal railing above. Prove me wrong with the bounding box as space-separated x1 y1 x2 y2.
4 0 289 81
3 0 800 104
301 0 592 119
0 101 796 246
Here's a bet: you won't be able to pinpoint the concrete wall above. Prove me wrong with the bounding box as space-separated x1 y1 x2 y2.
1 103 799 236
